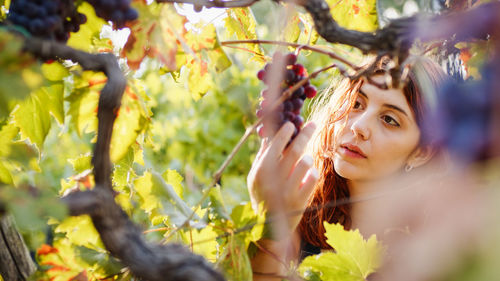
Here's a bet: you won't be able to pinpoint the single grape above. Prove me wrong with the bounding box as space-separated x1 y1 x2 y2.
257 70 266 81
285 53 297 65
304 85 317 98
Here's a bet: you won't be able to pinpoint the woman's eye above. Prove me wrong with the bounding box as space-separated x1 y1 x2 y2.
382 115 400 127
353 101 362 109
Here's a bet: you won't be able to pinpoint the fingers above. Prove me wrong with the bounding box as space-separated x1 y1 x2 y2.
280 122 316 173
299 167 319 199
287 154 313 185
254 138 269 163
265 122 296 160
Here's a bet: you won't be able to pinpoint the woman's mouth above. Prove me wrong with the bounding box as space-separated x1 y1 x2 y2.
340 144 367 159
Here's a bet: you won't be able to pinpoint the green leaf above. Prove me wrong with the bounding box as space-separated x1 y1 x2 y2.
187 57 213 100
0 30 40 118
218 235 253 281
41 62 69 82
224 8 264 59
0 161 13 184
55 216 103 248
134 171 196 226
40 83 65 125
69 154 92 174
66 71 101 136
0 123 19 157
183 225 218 261
67 2 107 52
230 202 265 244
123 2 185 70
110 83 149 162
299 222 384 281
12 90 52 153
74 246 124 277
162 169 184 199
326 0 378 32
283 13 301 43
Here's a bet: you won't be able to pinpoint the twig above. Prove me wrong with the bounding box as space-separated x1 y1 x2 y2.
221 39 358 70
143 227 171 234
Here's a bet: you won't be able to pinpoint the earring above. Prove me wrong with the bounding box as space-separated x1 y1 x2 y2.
405 164 413 173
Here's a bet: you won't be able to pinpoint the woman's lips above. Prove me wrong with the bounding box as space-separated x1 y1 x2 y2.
339 144 367 159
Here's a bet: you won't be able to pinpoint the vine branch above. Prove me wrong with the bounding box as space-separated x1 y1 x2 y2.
221 39 358 70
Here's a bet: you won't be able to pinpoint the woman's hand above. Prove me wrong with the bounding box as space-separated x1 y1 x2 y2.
247 121 319 235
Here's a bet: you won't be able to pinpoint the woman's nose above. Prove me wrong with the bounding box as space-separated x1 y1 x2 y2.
350 113 371 140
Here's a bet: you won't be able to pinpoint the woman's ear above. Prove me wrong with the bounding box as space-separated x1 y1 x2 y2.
407 145 435 169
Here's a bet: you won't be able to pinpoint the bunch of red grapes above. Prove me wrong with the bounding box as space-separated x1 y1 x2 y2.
6 0 138 42
256 52 317 139
8 0 87 42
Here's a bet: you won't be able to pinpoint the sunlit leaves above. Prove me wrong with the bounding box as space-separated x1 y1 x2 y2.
225 7 264 59
110 83 150 162
67 2 108 52
12 88 54 153
55 216 103 248
0 30 40 118
299 222 384 281
124 2 184 70
66 71 101 136
67 71 150 163
326 0 378 32
134 171 194 226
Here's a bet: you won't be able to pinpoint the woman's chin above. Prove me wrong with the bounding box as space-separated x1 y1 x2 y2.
333 156 364 180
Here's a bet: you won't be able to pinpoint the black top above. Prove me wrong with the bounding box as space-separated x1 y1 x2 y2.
299 240 321 262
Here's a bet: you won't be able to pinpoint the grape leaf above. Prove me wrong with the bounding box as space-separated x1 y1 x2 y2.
69 154 92 174
182 225 218 261
55 216 104 249
0 30 40 118
284 12 301 43
66 71 102 136
41 62 69 82
110 83 149 162
299 222 384 281
224 8 264 60
134 171 196 226
162 169 184 199
230 202 265 245
67 2 107 52
326 0 378 32
123 2 185 70
12 89 52 154
0 123 19 157
0 161 13 184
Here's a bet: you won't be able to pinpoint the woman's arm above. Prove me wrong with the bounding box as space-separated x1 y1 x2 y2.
247 122 319 280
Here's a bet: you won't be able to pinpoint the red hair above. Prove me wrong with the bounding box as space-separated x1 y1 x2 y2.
298 56 447 249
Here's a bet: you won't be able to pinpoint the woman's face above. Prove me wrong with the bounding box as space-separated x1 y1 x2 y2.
333 76 421 182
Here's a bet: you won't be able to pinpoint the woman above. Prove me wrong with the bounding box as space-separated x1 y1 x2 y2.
247 56 448 280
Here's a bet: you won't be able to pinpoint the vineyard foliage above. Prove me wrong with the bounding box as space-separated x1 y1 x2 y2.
0 0 495 280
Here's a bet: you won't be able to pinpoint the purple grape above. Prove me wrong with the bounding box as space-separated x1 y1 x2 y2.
291 98 304 111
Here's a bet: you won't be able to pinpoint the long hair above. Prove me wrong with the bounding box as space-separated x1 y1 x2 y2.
298 56 448 249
